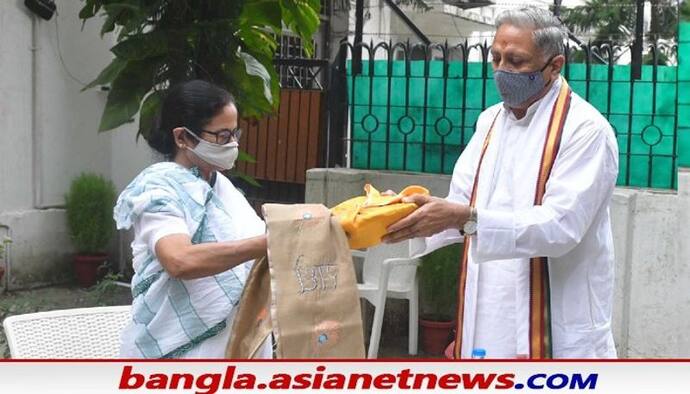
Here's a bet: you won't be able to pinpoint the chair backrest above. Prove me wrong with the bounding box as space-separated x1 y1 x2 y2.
2 305 131 358
362 241 418 291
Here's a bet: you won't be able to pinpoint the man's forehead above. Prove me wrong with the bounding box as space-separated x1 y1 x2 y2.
492 24 539 56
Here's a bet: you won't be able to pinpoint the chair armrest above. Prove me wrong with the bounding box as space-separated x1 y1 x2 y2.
376 257 421 291
350 249 367 259
382 257 421 267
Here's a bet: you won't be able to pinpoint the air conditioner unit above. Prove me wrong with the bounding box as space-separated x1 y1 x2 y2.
441 0 492 10
24 0 56 20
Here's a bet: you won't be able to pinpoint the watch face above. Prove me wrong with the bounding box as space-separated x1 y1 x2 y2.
463 220 477 235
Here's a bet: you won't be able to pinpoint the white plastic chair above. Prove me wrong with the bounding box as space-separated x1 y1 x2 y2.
2 305 131 358
354 241 420 358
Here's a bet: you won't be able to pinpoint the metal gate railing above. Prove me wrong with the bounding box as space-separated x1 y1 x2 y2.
336 34 688 189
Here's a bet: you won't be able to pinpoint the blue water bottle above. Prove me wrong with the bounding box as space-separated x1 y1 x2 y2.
471 348 487 359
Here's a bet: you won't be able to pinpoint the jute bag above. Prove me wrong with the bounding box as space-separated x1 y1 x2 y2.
227 204 365 358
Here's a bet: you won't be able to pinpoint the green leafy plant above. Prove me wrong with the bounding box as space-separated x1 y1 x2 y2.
78 0 321 139
89 271 125 304
418 243 461 322
65 173 117 254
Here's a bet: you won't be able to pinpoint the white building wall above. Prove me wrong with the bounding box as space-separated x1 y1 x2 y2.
350 1 496 50
0 1 153 289
345 0 564 47
32 7 112 208
0 1 34 213
337 0 605 62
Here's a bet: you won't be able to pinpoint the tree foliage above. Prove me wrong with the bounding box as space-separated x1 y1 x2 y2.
682 0 690 21
562 0 683 45
79 0 321 140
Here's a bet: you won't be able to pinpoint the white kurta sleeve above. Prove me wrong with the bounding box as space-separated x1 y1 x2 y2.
410 108 500 258
474 119 618 262
138 212 190 255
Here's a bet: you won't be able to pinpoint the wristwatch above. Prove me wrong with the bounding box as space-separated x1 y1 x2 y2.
462 207 478 236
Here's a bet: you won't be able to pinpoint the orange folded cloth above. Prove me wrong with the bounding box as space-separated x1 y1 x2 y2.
330 184 430 249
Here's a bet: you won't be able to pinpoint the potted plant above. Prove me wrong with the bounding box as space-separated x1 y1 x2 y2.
418 243 461 355
65 173 117 288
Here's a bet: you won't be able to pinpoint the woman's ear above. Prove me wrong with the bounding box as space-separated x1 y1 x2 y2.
172 127 187 150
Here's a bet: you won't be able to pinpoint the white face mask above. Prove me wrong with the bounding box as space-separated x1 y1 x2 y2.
183 127 239 170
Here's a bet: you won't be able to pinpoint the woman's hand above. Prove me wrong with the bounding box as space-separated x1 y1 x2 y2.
155 234 267 279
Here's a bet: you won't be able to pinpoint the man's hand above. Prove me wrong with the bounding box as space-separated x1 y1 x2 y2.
383 194 471 244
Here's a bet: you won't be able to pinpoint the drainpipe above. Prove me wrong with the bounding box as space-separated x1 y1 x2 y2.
29 14 60 209
30 14 61 208
31 14 42 208
0 224 12 293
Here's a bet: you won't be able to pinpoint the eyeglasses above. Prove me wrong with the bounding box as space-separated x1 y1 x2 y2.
199 127 243 145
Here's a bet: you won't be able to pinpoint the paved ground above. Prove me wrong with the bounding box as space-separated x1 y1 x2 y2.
0 284 441 359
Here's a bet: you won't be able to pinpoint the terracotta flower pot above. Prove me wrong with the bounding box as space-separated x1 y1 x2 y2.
73 254 108 288
420 318 455 355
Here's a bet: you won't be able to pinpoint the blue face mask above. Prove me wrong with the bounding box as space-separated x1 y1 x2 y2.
493 57 554 108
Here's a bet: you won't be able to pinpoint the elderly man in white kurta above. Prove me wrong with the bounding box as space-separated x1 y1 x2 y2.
385 7 619 359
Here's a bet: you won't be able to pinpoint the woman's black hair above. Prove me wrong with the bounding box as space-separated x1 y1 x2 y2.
147 80 236 158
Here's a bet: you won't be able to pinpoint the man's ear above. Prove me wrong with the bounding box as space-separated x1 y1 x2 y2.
551 54 566 77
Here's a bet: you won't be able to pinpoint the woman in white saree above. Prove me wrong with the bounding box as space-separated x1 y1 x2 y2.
114 80 271 358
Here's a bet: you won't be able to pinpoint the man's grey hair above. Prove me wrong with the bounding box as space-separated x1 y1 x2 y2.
495 7 568 59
